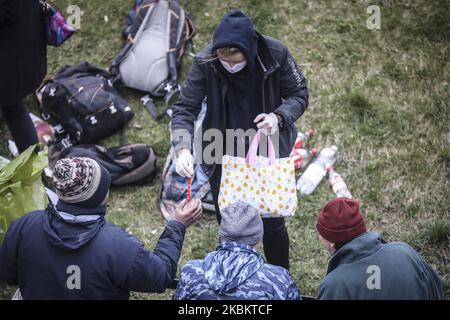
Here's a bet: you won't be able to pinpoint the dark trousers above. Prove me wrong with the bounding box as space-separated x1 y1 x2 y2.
209 166 290 270
0 101 38 153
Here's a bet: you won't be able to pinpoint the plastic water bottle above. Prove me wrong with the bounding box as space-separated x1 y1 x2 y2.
294 128 315 149
290 148 318 169
327 167 352 198
296 145 338 194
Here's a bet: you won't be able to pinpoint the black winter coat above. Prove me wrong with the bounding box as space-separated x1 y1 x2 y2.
0 202 186 300
0 0 47 106
171 33 309 177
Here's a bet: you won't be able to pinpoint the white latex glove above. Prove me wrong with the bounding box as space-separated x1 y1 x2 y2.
175 149 194 177
254 113 279 135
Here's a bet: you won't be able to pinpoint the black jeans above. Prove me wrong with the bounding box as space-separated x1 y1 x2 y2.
1 101 38 153
209 165 290 270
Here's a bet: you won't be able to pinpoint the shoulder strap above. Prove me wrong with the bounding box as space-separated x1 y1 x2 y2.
167 1 184 84
128 0 159 39
110 0 158 80
150 1 193 121
141 92 177 121
166 1 196 69
177 12 196 63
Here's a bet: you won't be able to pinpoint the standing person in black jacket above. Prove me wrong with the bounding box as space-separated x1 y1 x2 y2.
0 0 46 152
171 10 309 269
0 157 203 299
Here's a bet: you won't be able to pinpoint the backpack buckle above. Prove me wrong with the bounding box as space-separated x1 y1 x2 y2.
141 95 152 105
141 95 158 119
90 116 97 125
53 124 65 134
60 136 73 149
164 82 174 93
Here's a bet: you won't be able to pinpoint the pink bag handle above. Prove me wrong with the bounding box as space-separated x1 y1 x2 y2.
245 130 276 166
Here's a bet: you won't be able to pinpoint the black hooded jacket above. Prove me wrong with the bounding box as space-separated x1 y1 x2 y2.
212 11 262 132
212 10 258 70
0 201 186 299
171 11 309 177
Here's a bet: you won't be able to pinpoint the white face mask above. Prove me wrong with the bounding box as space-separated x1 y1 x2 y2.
220 59 247 73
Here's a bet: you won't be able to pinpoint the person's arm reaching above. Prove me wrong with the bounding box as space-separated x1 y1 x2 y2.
120 200 203 293
171 58 206 153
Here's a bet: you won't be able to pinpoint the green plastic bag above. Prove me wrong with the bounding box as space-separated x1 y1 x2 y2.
0 156 9 170
0 145 48 242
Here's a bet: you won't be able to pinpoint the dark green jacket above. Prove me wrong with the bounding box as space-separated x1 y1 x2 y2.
318 232 444 300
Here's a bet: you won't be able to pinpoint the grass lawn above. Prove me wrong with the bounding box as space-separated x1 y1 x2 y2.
1 0 449 299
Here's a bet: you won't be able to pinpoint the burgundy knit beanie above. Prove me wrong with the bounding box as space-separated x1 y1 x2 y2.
316 198 367 243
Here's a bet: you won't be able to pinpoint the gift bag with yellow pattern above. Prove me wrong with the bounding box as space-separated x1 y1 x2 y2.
218 130 297 218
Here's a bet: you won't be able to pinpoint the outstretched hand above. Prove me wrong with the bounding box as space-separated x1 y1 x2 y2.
172 199 203 227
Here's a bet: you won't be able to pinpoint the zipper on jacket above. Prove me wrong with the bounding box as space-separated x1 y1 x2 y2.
257 55 267 73
211 63 228 129
257 54 280 114
258 55 268 113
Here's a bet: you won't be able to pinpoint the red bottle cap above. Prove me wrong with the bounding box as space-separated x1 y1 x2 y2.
294 138 303 149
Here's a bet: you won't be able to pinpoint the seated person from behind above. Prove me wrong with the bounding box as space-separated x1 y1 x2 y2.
174 201 301 300
0 157 202 299
316 198 444 300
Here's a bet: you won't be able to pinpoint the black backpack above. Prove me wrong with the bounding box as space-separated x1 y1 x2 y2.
37 62 134 144
59 143 158 186
110 0 196 120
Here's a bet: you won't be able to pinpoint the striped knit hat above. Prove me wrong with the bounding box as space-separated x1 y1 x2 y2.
52 157 111 208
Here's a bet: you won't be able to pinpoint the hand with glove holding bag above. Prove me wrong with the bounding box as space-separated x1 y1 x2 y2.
254 113 282 135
